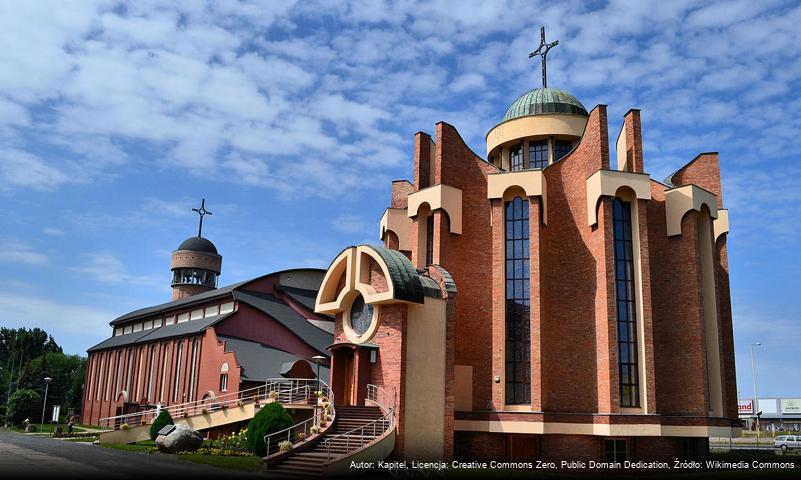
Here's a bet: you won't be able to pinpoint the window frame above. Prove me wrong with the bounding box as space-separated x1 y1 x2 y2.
612 198 640 408
504 196 531 405
528 140 548 169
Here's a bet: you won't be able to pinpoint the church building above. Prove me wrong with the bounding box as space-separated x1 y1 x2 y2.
81 203 333 426
312 29 738 463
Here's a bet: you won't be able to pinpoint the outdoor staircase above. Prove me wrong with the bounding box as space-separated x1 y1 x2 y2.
269 406 384 477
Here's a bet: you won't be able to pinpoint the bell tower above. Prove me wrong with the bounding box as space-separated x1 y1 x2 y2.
170 199 222 300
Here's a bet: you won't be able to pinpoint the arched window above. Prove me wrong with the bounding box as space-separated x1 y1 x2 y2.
612 198 640 407
220 363 229 392
505 196 531 405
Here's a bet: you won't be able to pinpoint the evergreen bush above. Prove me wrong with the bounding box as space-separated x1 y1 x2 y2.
246 402 293 456
149 409 174 440
7 389 41 427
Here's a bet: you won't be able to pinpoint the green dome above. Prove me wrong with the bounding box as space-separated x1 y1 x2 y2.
502 87 588 122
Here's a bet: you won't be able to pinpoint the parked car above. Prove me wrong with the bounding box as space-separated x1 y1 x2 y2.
774 435 800 451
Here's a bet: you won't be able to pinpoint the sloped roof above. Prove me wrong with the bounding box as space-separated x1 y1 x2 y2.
278 285 319 312
220 336 329 381
502 87 588 122
88 313 233 352
233 290 332 355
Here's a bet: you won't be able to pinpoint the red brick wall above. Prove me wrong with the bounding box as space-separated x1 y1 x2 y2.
454 432 505 461
670 153 722 208
716 235 738 420
647 185 709 415
413 132 432 190
621 109 644 173
391 180 414 209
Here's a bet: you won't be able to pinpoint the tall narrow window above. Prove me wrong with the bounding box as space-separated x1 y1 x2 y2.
425 214 434 265
553 140 572 162
173 342 183 402
510 143 524 171
188 339 199 402
505 197 531 405
529 140 548 169
147 346 156 402
613 198 640 407
220 374 228 392
125 349 134 393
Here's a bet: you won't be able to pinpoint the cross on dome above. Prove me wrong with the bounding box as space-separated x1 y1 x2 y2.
528 26 559 88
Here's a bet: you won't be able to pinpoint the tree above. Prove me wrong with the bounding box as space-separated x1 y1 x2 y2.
150 409 175 441
7 389 41 427
246 402 294 456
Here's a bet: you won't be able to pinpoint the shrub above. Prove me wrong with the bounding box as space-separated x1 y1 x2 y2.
246 401 293 456
149 409 174 440
7 389 41 427
278 440 292 452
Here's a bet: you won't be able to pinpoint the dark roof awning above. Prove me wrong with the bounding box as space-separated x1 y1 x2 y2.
220 336 329 381
327 342 379 351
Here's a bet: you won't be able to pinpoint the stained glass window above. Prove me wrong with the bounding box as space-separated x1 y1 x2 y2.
350 295 374 336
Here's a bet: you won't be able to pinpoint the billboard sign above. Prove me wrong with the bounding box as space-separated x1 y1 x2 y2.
781 398 801 414
738 399 753 414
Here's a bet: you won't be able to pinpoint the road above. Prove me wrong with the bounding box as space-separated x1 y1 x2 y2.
0 430 261 479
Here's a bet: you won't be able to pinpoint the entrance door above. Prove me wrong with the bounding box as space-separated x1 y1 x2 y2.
343 353 355 406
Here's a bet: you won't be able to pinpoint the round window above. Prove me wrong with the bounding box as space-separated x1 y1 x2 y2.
349 295 374 337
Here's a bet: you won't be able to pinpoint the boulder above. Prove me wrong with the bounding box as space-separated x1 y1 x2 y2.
155 424 203 453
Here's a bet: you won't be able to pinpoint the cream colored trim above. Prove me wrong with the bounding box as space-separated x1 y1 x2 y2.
315 247 356 314
502 405 534 412
407 184 463 234
586 170 652 226
665 185 718 237
379 208 413 251
698 210 724 417
454 420 733 438
487 170 548 224
315 245 410 315
616 122 628 172
713 209 729 241
486 114 587 156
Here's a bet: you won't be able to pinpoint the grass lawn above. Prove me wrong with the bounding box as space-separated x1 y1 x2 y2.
176 454 262 472
10 423 87 434
61 436 99 442
100 440 156 453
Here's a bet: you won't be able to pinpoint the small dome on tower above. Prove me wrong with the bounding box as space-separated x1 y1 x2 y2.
177 236 218 254
502 87 588 122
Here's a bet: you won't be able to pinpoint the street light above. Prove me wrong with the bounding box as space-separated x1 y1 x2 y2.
311 356 326 396
750 342 761 450
40 377 52 433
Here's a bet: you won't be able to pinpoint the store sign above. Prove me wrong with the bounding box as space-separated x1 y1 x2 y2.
738 400 753 414
781 398 801 414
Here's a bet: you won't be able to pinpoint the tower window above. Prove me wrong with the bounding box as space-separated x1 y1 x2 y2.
510 143 524 171
529 141 548 169
426 214 434 266
553 140 572 162
613 198 640 408
505 197 531 405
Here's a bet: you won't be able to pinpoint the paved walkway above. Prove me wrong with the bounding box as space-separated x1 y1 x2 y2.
0 430 261 479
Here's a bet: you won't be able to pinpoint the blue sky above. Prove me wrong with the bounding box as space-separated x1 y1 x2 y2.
0 0 798 399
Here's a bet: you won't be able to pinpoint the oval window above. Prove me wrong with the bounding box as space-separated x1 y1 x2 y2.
349 295 374 336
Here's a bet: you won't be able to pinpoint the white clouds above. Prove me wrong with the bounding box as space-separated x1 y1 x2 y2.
0 291 113 337
0 242 49 265
0 149 69 191
42 228 66 236
71 252 158 285
450 73 486 92
330 213 370 235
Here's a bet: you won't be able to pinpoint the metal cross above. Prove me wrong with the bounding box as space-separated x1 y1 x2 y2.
528 26 559 88
192 198 212 237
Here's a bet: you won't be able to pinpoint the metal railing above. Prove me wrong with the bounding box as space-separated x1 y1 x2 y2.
323 384 395 462
264 380 335 457
98 378 319 430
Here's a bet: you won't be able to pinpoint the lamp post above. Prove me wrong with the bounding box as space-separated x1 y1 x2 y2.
750 342 761 449
40 377 52 433
311 356 326 397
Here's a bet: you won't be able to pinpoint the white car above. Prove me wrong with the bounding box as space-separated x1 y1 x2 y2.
774 435 800 451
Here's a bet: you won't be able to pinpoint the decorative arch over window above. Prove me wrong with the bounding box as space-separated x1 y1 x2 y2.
487 170 548 224
586 170 651 226
406 184 463 234
664 184 718 237
380 208 413 251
